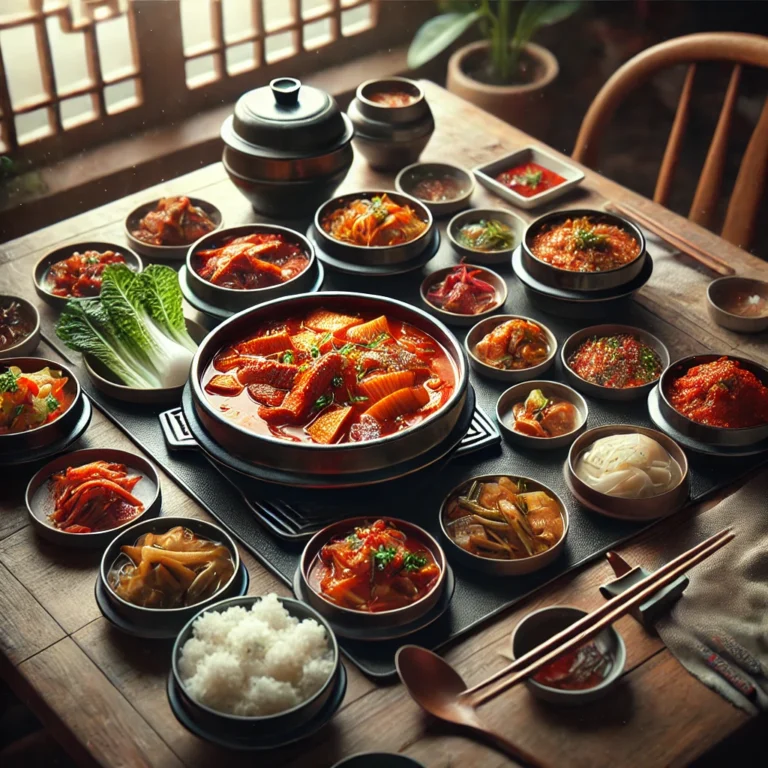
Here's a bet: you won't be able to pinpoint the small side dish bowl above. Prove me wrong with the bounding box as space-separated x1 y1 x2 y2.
34 241 143 309
473 146 585 210
496 380 588 450
447 207 525 264
511 606 626 705
706 276 768 334
171 595 341 737
439 474 569 575
395 162 474 217
332 755 426 768
299 517 447 634
657 354 768 447
522 209 646 292
561 324 670 401
0 295 40 357
26 448 161 548
465 314 557 382
565 425 689 521
420 264 507 326
125 197 223 261
100 515 242 634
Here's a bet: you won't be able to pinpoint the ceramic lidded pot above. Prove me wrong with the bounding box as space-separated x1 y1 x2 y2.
221 77 354 217
347 77 434 171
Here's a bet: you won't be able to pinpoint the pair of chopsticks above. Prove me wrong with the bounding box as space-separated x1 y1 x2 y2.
461 527 735 708
605 201 735 277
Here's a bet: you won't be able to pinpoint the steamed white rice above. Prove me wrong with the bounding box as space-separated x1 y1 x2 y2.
178 593 334 717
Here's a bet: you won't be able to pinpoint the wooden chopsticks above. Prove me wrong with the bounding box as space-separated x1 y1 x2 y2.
461 528 735 708
605 201 736 277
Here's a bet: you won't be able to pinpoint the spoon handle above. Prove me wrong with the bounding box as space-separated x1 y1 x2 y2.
481 728 548 768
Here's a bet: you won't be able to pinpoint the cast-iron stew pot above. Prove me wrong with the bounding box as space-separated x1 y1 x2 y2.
190 292 469 476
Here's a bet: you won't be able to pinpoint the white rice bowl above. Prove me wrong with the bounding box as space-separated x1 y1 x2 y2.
178 594 335 717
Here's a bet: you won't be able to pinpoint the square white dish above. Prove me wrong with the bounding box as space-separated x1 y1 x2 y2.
473 146 585 210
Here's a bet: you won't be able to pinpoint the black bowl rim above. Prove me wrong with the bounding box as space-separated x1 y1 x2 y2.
706 276 768 320
447 207 525 255
419 263 507 319
190 290 469 453
171 594 340 722
313 189 433 252
356 77 425 108
659 353 768 434
395 161 475 204
300 515 447 620
100 514 242 615
26 447 161 543
523 208 646 277
0 294 40 355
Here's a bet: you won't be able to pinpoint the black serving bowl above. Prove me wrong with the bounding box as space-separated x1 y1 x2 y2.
561 324 670 401
313 190 434 266
125 197 223 261
189 292 468 478
657 354 768 447
26 448 161 548
33 241 143 309
186 224 318 313
0 294 40 357
99 515 242 635
332 755 425 768
395 162 474 217
171 595 341 737
0 357 83 454
522 209 646 292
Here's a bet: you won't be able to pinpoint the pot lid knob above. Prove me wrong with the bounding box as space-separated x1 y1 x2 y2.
271 77 300 106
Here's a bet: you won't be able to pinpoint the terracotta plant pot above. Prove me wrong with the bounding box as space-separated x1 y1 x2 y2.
446 41 559 137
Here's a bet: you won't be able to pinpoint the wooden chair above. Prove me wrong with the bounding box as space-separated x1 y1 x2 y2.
572 32 768 250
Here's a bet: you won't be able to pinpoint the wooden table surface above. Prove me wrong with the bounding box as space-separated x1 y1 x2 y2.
1 81 766 768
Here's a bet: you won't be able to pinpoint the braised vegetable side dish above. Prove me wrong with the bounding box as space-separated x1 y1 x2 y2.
0 366 72 435
456 219 515 252
321 194 427 247
474 318 550 370
0 300 34 351
132 196 216 246
426 263 497 315
368 90 418 107
511 389 580 438
495 162 566 198
49 461 144 534
667 357 768 429
444 477 564 561
533 640 613 690
203 307 456 444
46 250 126 298
530 216 641 272
411 176 463 203
109 526 235 609
567 334 662 389
193 232 310 289
309 519 441 613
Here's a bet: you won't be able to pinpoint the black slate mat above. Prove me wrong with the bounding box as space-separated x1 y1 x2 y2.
67 222 767 680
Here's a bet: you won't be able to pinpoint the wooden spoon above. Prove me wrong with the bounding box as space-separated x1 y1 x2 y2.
395 645 546 768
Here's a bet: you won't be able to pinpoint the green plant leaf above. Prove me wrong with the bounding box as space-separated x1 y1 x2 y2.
408 10 483 70
516 1 580 43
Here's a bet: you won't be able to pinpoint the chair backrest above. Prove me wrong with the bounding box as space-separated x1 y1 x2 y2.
572 32 768 250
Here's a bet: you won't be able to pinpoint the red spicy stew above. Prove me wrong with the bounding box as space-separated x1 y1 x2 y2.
203 307 456 444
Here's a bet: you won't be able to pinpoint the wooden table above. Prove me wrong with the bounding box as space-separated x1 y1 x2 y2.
1 82 766 768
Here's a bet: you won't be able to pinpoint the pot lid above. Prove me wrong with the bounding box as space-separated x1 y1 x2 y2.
231 77 348 155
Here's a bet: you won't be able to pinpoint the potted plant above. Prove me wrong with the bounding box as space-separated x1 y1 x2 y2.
408 1 580 134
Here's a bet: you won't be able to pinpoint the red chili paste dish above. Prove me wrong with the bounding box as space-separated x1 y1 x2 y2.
567 334 662 389
495 162 566 199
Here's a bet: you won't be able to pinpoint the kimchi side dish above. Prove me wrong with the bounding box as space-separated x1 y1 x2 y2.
132 196 217 246
567 334 663 389
474 318 551 371
0 366 72 435
46 250 126 298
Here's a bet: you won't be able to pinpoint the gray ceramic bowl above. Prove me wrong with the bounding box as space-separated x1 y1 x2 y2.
657 354 768 447
511 605 626 705
395 162 474 217
171 595 340 737
299 517 447 636
522 209 646 292
186 224 317 313
33 241 143 309
125 197 223 261
465 314 557 382
565 425 689 521
447 208 525 264
706 276 768 333
496 380 588 450
313 190 433 265
420 264 507 326
561 324 670 401
439 474 569 575
100 515 242 634
26 448 161 548
0 295 40 357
